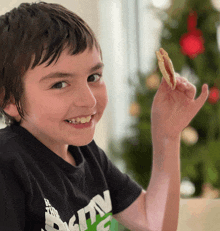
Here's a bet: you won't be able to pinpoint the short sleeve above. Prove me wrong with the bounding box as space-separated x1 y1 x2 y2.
0 164 26 231
89 141 143 215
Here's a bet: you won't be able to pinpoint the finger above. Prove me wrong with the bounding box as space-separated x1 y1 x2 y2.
176 79 196 99
175 75 187 82
193 84 209 112
178 76 188 83
175 73 181 78
176 81 187 92
175 76 188 89
185 83 197 99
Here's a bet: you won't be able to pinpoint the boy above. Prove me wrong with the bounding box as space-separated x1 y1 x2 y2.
0 2 209 231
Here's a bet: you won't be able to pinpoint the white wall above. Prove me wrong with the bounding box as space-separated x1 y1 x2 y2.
99 0 130 143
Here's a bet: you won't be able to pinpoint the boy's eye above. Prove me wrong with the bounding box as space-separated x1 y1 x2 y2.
88 74 102 82
51 81 68 89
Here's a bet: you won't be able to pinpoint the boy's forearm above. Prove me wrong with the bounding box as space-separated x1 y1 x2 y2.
145 131 181 231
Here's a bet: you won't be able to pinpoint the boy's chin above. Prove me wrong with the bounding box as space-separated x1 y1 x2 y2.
69 137 94 147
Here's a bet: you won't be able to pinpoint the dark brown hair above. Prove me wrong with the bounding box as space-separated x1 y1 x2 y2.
0 1 100 125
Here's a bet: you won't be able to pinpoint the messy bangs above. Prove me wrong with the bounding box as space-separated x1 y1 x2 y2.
17 2 100 70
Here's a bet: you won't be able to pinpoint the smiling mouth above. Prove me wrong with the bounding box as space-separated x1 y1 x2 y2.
65 115 92 124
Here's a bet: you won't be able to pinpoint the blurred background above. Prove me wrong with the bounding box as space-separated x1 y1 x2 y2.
1 0 220 230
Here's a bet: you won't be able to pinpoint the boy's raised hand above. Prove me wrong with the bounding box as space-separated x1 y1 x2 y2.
151 73 209 138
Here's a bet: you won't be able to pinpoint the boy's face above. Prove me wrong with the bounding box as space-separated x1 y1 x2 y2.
19 46 108 150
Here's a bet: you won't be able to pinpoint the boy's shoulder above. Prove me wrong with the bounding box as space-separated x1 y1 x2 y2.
0 125 19 145
0 125 22 160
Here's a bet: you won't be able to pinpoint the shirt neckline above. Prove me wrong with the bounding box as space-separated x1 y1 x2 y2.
9 124 85 174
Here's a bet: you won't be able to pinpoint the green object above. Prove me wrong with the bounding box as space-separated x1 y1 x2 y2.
110 218 118 231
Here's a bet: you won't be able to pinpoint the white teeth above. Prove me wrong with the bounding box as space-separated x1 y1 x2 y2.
67 116 91 124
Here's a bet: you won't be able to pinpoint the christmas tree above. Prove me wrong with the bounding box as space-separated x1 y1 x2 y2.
115 0 220 200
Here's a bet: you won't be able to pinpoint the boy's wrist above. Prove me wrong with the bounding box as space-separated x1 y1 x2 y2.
151 126 181 142
152 130 181 171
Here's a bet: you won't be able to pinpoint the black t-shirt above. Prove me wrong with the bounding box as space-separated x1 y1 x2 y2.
0 124 142 231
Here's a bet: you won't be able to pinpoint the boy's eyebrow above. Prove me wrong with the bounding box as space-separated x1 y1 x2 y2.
40 62 104 82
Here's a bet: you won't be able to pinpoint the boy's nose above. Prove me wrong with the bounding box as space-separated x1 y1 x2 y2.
73 85 96 108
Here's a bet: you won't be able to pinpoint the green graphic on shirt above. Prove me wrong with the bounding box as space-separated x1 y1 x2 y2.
110 219 118 231
83 213 118 231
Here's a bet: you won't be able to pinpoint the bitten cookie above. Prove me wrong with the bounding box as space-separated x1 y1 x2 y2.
156 48 176 90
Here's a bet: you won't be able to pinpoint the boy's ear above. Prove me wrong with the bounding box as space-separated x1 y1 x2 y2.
0 89 21 121
3 102 20 118
3 98 21 121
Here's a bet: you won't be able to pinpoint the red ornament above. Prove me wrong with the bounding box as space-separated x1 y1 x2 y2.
208 87 220 104
180 11 205 59
180 33 205 58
